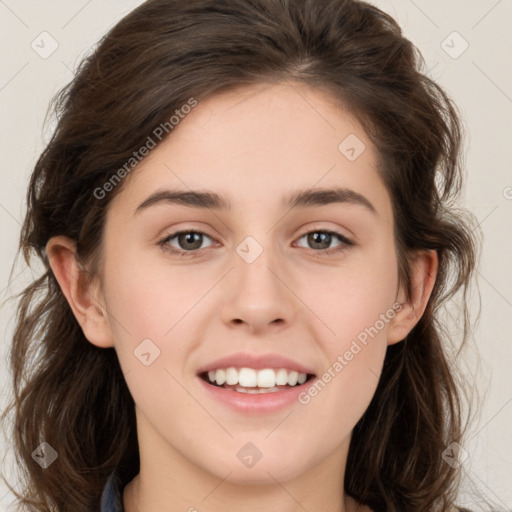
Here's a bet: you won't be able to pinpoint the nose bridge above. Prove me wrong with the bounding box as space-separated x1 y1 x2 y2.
220 229 295 332
235 231 283 299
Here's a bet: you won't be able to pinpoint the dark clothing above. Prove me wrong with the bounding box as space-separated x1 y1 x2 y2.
100 470 123 512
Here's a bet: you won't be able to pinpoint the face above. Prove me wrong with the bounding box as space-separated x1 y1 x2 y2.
91 82 404 485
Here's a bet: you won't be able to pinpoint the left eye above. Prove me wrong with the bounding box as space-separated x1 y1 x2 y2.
158 229 353 256
295 230 352 253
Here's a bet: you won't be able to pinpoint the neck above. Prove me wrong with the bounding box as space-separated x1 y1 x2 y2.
122 448 359 512
123 476 362 512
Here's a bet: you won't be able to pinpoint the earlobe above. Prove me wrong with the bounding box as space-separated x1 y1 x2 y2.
45 236 115 348
387 249 438 346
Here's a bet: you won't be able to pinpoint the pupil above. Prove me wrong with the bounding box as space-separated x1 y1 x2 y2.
180 232 202 250
309 232 330 249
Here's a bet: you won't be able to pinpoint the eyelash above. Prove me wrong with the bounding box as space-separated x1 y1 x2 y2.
157 228 354 258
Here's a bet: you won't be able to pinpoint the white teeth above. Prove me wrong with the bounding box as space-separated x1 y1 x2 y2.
275 368 288 386
239 368 257 387
204 367 309 389
225 367 238 385
257 369 275 388
287 371 298 386
208 369 226 385
297 373 307 384
216 369 226 385
235 386 280 394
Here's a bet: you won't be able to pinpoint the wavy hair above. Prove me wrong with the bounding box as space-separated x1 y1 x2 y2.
2 0 482 510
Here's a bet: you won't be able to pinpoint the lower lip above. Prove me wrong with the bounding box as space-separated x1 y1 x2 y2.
197 376 315 414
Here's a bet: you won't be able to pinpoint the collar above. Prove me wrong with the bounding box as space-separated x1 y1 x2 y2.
100 470 124 512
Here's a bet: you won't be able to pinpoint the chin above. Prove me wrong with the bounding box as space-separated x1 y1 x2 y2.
200 454 311 486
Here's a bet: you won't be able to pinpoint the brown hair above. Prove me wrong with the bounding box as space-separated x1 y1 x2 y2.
2 0 482 510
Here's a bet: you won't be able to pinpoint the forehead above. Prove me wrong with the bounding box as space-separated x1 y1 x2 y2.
109 81 393 225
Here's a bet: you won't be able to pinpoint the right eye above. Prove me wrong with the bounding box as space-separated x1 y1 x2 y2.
158 230 216 257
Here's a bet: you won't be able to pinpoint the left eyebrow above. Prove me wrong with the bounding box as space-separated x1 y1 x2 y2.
134 186 377 216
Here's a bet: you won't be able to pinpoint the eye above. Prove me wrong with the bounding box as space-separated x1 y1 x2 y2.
158 230 215 256
294 229 353 255
157 228 353 257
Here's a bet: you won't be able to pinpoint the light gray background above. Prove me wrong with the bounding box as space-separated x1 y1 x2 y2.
0 1 511 510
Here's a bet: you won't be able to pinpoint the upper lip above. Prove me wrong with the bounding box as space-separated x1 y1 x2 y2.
197 352 316 376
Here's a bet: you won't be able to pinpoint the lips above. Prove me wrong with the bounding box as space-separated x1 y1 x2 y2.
196 350 317 409
197 369 318 413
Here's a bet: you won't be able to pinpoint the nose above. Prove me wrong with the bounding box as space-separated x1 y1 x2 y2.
220 242 297 336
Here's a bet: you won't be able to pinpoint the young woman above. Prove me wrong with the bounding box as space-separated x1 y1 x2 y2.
2 0 482 510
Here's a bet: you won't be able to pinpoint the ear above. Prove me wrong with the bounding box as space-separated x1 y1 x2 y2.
387 249 438 346
45 235 115 348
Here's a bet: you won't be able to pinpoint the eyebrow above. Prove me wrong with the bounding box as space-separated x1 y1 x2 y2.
134 187 377 216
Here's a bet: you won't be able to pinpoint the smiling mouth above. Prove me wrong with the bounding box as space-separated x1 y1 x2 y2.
199 369 316 394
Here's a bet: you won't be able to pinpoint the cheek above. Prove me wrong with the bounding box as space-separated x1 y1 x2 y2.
103 252 213 381
298 280 393 440
300 244 399 345
296 245 397 409
103 245 204 334
303 344 386 448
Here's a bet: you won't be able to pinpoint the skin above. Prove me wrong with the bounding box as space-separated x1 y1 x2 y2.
46 81 438 512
